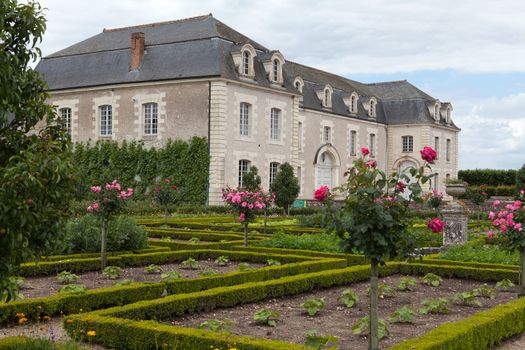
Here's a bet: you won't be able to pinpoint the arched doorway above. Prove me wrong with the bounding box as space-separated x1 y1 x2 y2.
314 144 341 190
397 159 418 199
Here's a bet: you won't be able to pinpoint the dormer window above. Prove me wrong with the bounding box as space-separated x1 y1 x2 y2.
434 104 440 121
351 95 356 112
324 90 330 107
242 50 250 75
293 76 304 93
446 107 452 124
272 59 280 82
368 98 377 118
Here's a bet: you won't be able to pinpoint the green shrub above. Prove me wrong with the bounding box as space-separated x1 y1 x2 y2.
341 289 359 308
301 298 325 316
102 266 122 279
113 279 134 287
352 316 389 339
58 284 86 294
56 271 80 285
266 259 281 266
397 277 417 291
255 232 342 253
389 306 415 323
452 291 482 307
496 279 516 291
439 240 519 265
419 298 449 314
422 273 443 287
367 283 396 298
517 164 525 194
214 256 229 266
61 215 148 254
182 258 200 270
144 264 162 274
458 169 516 186
200 268 218 277
238 262 252 271
161 271 183 282
198 319 233 333
473 284 496 299
253 308 280 327
304 329 338 349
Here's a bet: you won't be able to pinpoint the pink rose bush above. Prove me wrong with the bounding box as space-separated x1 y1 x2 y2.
420 146 437 164
87 180 133 216
146 177 180 219
223 187 274 246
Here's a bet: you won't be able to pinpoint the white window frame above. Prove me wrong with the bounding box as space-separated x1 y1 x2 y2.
270 108 281 141
238 159 250 188
269 162 280 189
272 59 279 82
350 130 357 155
369 99 376 118
143 102 158 135
402 135 413 153
99 105 112 136
242 50 250 76
239 102 250 137
60 107 72 134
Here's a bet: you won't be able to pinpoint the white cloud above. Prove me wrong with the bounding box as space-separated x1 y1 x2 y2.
455 93 525 169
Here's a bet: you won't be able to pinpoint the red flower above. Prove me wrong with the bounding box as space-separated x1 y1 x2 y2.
420 146 437 164
365 160 377 168
427 217 444 233
314 186 330 202
396 181 406 193
361 147 370 155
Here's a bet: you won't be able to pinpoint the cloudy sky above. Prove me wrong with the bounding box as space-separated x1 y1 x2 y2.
37 0 525 170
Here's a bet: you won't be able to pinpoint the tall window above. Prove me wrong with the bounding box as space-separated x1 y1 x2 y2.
297 166 302 193
238 159 250 188
446 139 451 161
60 108 72 134
434 136 440 159
143 102 158 135
324 89 330 107
269 162 280 189
323 126 331 143
270 108 280 140
402 135 413 153
239 103 250 136
351 95 356 113
350 130 357 155
369 99 376 118
369 133 376 157
435 105 440 120
434 174 439 190
298 121 303 151
446 108 451 123
272 59 280 82
99 105 112 136
242 51 250 75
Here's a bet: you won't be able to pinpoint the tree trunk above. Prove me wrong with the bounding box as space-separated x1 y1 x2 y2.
287 205 290 217
164 208 169 224
369 258 380 350
100 218 109 269
264 210 268 235
243 223 248 247
518 248 525 297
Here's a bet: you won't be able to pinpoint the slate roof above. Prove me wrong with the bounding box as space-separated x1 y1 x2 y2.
36 14 458 129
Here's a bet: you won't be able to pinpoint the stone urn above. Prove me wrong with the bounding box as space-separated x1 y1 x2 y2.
445 183 466 199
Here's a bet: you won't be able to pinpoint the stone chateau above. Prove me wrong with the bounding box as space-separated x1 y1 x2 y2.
36 14 460 205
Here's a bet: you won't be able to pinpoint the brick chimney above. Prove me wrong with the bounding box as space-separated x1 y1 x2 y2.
130 32 145 71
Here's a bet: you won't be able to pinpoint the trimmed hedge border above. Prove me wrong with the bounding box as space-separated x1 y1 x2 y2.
146 228 268 242
1 257 346 325
0 336 87 350
149 239 243 251
38 246 169 262
63 262 520 350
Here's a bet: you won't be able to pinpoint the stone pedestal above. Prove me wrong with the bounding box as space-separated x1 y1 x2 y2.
442 200 469 245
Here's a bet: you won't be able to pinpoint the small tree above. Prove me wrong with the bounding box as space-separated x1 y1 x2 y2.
272 163 300 215
87 181 133 268
243 166 262 192
0 0 75 301
147 177 179 221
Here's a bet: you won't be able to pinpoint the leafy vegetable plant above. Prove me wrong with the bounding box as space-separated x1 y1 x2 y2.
419 298 449 314
367 283 395 298
144 264 163 274
113 279 134 287
389 306 415 323
496 279 516 292
452 291 482 307
253 308 280 327
198 319 233 333
189 237 200 244
58 284 86 294
182 258 200 270
352 316 389 339
238 262 252 271
397 277 417 291
422 273 443 287
341 289 359 308
200 268 218 277
473 284 496 299
57 271 80 285
266 259 281 266
304 329 338 349
215 256 229 266
161 271 183 282
302 298 326 316
102 266 122 279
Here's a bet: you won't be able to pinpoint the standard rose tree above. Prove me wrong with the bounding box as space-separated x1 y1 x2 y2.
317 146 442 350
87 180 134 268
222 188 273 246
487 194 525 294
146 177 180 221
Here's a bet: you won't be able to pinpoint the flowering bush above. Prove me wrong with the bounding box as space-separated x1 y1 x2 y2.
87 180 133 268
427 189 443 210
487 193 525 294
317 146 440 348
146 177 180 219
222 188 273 246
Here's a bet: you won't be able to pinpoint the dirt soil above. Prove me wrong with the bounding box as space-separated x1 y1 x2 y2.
18 260 265 299
167 274 517 349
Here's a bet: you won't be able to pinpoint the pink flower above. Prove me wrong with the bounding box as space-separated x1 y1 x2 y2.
513 200 522 210
432 189 443 197
239 213 245 222
314 186 330 202
420 146 437 164
365 160 377 168
488 211 495 220
427 218 445 233
487 230 494 239
361 147 370 155
515 223 523 232
501 225 508 232
481 192 487 196
396 181 406 193
90 186 101 193
241 202 247 207
493 200 501 207
520 189 525 196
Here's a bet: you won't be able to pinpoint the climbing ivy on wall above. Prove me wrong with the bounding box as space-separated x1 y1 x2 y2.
72 137 209 204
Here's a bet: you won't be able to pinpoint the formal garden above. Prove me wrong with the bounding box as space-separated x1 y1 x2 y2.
3 1 525 350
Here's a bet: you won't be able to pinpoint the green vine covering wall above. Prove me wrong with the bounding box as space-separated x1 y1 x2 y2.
72 137 209 204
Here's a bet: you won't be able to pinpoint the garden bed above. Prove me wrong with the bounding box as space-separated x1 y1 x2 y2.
16 260 267 299
165 274 516 349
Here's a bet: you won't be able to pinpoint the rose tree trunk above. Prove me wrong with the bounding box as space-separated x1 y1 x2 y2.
369 258 380 350
520 248 525 296
243 223 249 247
100 218 109 269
